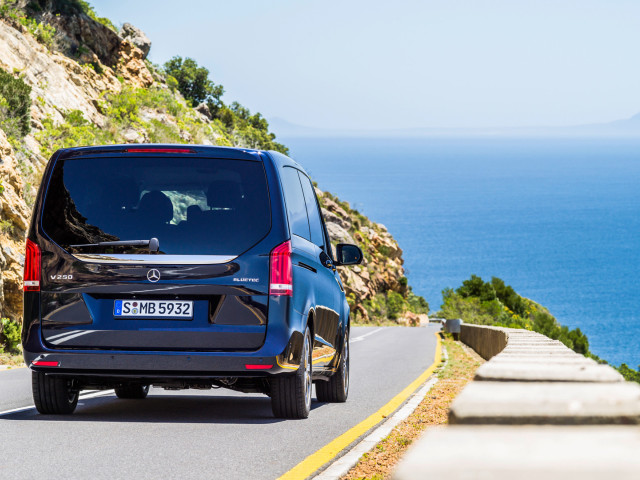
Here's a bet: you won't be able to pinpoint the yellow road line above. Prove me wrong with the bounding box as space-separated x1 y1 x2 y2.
278 331 442 480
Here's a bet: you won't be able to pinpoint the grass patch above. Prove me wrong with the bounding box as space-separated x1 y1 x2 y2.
342 335 482 480
0 353 24 367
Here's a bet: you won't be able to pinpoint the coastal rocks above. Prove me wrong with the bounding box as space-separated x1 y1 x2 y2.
325 222 355 245
398 312 429 327
121 23 151 59
321 207 350 230
316 190 407 310
322 197 351 229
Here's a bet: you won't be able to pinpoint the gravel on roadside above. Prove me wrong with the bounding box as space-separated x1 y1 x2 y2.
342 336 483 480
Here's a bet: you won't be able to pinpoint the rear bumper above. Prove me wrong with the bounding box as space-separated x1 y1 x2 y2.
23 296 305 377
24 327 304 378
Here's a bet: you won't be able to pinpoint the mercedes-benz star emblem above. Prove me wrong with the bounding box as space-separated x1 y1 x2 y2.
147 269 161 283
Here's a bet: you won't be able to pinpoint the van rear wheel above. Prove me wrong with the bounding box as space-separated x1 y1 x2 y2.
32 371 79 415
316 328 349 403
115 384 150 399
271 326 312 419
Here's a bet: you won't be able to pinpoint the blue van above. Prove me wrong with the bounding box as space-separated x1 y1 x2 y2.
22 145 363 419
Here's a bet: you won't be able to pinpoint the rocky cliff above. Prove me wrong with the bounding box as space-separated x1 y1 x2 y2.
0 2 428 334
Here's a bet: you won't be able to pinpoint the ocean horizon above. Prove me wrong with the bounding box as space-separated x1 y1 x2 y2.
283 135 640 368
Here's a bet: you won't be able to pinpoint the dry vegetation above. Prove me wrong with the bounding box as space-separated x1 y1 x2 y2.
342 336 483 480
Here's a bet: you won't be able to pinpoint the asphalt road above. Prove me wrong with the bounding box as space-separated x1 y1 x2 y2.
0 325 439 479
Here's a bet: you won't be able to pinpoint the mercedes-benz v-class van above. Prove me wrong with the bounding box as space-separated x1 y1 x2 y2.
22 145 363 419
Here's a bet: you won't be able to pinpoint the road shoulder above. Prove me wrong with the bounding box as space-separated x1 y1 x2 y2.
341 335 483 479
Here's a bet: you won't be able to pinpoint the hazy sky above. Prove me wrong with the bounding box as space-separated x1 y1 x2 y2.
92 0 640 130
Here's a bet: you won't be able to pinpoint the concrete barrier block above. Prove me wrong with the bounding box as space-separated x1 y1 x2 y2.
498 350 579 357
488 355 598 365
449 381 640 424
475 361 625 382
392 425 640 480
459 324 508 360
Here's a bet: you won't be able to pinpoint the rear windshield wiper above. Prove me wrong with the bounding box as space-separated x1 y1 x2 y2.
70 237 160 253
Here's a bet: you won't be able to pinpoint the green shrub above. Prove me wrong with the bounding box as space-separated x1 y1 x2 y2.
406 291 429 314
386 291 405 320
0 68 32 139
0 317 21 354
18 15 56 46
0 219 13 234
36 109 116 158
617 364 640 383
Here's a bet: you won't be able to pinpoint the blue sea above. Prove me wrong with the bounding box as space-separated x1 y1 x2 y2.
284 136 640 368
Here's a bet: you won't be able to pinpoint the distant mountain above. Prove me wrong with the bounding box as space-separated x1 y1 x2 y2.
267 117 370 137
594 112 640 134
269 113 640 139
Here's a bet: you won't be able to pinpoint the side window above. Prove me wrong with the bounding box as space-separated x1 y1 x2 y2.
280 167 311 240
298 172 325 248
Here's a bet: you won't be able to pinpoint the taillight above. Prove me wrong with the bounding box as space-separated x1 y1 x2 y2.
269 240 293 296
124 147 195 153
24 239 41 292
32 360 59 367
245 364 273 370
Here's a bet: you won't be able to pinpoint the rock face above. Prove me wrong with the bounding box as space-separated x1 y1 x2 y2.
121 23 151 59
0 130 30 321
315 189 407 308
48 13 122 67
0 20 117 128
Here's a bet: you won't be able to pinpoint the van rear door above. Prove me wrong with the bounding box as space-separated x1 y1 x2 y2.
39 152 272 351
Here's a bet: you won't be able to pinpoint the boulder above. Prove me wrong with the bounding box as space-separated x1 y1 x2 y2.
325 222 355 245
116 40 154 88
195 103 213 120
121 23 151 59
322 207 351 230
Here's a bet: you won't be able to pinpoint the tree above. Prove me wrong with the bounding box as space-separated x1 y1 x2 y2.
491 276 526 316
163 56 224 107
457 275 496 302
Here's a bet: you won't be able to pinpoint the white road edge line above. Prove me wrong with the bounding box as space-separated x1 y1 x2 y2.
350 328 384 343
312 342 447 480
0 390 114 417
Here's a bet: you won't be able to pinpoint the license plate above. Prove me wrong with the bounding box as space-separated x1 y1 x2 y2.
113 300 193 319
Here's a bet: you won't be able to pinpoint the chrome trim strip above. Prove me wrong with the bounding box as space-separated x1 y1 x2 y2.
50 330 95 345
72 254 237 265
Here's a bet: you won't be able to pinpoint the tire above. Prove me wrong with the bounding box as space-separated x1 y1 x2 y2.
32 371 79 415
271 326 312 419
115 384 150 399
316 328 349 403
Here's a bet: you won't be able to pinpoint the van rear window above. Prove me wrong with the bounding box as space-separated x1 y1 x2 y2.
42 156 271 256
